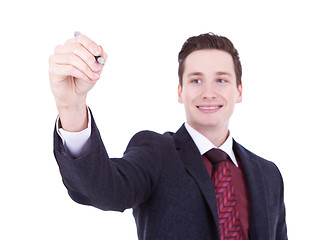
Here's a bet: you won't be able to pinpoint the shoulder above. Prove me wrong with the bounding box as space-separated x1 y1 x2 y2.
125 130 175 155
120 130 177 178
234 141 284 181
128 130 174 146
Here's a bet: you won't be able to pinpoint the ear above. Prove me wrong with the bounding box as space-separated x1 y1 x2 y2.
236 84 243 103
178 84 183 104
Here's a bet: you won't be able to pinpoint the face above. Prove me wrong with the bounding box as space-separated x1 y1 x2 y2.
178 49 242 135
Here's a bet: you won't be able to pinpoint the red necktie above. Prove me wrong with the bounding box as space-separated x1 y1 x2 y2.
204 148 242 240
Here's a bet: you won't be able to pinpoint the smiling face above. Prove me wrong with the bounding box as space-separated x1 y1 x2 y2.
178 49 242 137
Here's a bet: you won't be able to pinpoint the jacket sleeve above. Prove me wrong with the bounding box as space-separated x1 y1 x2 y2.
53 112 164 212
261 160 288 240
274 167 288 240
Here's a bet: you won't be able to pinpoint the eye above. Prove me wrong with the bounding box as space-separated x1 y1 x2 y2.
192 79 202 84
217 78 227 83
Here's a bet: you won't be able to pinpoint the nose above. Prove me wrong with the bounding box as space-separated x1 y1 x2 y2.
201 83 218 99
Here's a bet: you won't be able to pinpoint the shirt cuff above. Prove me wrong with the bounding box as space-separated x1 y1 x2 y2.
56 107 91 158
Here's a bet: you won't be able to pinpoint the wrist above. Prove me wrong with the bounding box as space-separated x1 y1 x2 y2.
57 101 88 132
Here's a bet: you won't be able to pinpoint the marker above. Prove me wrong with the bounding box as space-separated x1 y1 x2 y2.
74 31 105 65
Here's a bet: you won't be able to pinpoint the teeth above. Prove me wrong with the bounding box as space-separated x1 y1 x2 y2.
198 106 220 110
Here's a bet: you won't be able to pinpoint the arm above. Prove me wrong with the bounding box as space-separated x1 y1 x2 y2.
50 34 163 212
263 162 288 240
275 170 288 240
54 112 164 212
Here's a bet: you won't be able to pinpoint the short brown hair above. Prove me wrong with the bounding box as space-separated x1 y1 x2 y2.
178 33 242 87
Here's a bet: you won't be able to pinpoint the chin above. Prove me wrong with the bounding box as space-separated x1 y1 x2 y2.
190 119 221 130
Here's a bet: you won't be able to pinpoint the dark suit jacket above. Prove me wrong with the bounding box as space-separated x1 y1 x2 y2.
54 114 287 240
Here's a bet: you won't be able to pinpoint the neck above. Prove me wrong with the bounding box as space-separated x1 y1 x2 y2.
188 123 229 147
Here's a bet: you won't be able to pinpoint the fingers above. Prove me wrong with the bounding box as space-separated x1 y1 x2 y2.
74 33 103 57
55 43 100 72
49 53 100 82
99 45 108 62
75 34 107 68
51 34 107 82
74 34 107 66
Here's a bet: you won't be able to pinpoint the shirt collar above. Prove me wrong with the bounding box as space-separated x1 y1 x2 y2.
184 122 239 167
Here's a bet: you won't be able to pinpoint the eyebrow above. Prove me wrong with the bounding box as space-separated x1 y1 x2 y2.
217 71 232 77
187 72 203 77
187 71 232 77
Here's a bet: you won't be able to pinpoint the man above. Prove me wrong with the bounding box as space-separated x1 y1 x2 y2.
49 32 287 240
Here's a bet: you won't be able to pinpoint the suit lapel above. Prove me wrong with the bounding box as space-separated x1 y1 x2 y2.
173 124 220 229
173 125 272 239
233 141 271 240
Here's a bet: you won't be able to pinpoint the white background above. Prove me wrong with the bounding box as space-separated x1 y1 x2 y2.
1 0 322 239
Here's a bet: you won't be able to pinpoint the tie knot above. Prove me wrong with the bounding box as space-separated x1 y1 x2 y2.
204 148 229 166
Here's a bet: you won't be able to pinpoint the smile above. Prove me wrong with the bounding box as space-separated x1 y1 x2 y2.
197 106 221 110
196 105 223 114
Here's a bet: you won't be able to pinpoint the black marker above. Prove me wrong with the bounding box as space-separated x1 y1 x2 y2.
74 31 105 65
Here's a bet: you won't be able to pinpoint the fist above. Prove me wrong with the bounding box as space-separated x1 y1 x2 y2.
49 33 107 108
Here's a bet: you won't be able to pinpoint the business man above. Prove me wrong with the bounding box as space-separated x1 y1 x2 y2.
49 32 287 240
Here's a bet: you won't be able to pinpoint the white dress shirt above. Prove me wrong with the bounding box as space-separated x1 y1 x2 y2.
57 108 91 157
184 123 238 167
57 109 238 167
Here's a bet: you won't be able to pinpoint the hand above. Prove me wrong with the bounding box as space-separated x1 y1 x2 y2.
49 33 107 108
49 33 107 131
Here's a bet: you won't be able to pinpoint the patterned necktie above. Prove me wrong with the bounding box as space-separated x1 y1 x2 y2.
204 148 242 240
